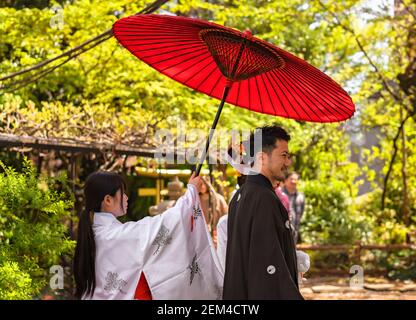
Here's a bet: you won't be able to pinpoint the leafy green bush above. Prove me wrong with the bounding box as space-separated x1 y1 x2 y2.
300 182 415 278
352 190 416 280
0 158 75 299
0 253 37 300
353 189 415 244
300 179 365 245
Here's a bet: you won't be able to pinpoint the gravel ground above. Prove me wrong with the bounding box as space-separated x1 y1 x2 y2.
299 276 416 300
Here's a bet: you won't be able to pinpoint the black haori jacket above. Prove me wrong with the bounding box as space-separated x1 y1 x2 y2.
223 173 304 300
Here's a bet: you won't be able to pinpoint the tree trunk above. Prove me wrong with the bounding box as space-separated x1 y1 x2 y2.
400 107 410 226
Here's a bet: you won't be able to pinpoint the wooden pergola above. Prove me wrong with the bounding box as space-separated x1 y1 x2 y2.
0 133 217 214
0 133 177 159
0 133 234 220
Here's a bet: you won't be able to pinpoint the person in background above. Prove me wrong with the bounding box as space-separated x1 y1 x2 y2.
275 179 289 212
199 176 228 245
282 172 305 244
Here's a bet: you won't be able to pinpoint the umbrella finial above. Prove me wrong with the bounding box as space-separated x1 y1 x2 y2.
243 29 252 37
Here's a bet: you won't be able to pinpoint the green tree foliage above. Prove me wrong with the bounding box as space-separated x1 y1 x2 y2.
0 158 75 299
0 0 414 250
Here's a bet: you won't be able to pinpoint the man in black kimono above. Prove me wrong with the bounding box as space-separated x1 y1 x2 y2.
223 125 303 300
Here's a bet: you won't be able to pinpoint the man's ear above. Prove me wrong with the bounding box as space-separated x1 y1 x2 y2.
257 151 267 164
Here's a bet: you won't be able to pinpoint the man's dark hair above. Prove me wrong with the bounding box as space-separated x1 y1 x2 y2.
244 125 290 159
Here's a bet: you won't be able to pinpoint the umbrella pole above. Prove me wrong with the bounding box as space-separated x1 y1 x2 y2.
195 85 231 176
194 38 246 176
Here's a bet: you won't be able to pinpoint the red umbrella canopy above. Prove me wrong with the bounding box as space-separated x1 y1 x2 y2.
113 14 355 123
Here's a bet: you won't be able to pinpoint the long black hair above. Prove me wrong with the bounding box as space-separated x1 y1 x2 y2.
73 171 126 299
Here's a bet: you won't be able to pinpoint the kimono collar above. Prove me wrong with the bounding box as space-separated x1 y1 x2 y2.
93 212 122 226
246 173 274 191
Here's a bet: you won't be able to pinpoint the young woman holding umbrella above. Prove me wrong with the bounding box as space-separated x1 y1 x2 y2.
73 171 223 300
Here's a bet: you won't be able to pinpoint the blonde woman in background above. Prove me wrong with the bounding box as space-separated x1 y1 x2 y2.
198 176 228 246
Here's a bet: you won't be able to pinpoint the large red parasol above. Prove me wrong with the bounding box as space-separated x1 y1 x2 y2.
113 14 355 174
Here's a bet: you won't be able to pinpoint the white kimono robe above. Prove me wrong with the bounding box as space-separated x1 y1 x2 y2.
88 184 224 300
216 214 228 272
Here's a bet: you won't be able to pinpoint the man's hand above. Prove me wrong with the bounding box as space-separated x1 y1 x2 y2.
188 172 202 192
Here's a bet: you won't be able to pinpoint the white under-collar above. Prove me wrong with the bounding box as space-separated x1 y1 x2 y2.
93 212 121 226
225 153 258 175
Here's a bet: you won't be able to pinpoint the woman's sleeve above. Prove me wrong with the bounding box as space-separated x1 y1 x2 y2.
120 184 201 245
216 216 228 273
123 184 224 299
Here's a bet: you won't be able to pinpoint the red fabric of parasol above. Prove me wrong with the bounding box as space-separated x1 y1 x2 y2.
113 14 355 174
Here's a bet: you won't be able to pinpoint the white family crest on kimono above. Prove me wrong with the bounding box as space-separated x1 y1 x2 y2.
86 184 224 300
104 271 128 295
188 253 201 286
152 224 172 255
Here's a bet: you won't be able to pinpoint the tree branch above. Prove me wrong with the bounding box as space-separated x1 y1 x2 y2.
0 31 112 82
1 34 112 92
317 0 413 114
398 0 416 21
381 112 413 210
0 0 170 91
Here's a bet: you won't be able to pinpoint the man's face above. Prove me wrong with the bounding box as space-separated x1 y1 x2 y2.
263 140 291 182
